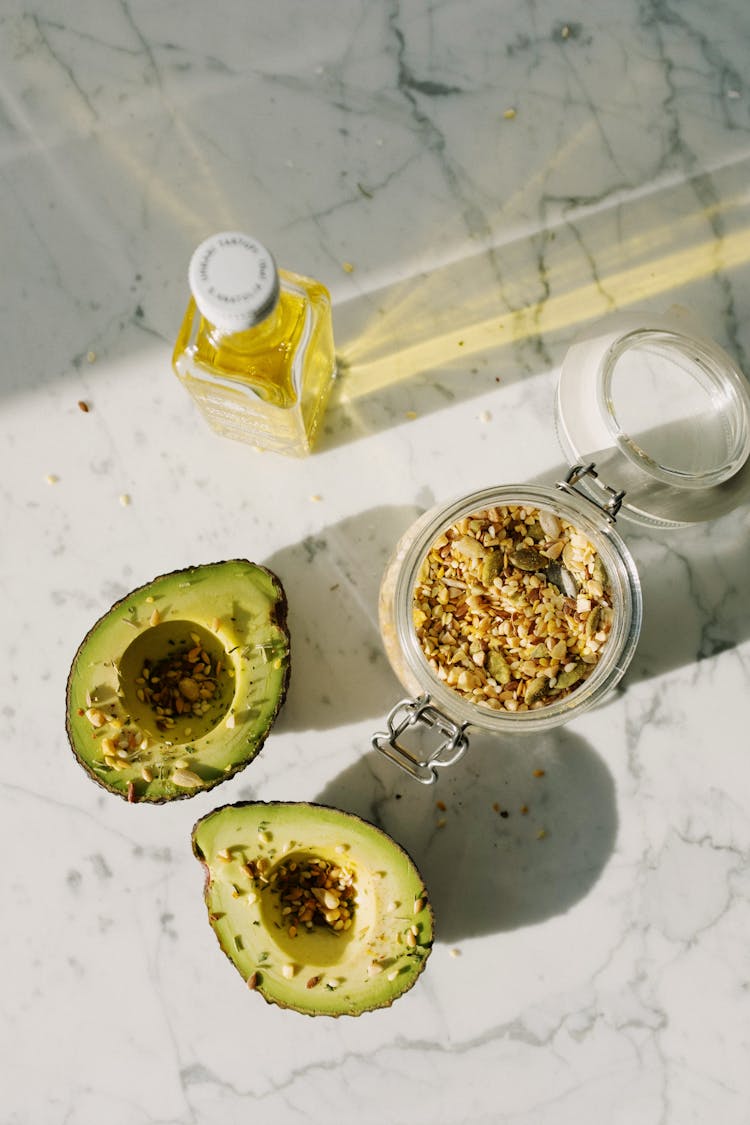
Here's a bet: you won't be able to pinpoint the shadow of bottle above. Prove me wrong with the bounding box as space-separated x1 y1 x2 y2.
314 726 617 942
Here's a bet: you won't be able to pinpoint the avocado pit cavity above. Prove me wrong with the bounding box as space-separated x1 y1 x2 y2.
260 852 359 965
118 620 234 743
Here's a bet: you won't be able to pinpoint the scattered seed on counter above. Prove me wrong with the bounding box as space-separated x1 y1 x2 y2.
532 769 546 778
436 800 447 812
449 948 462 959
119 493 132 507
86 350 97 363
77 400 90 412
45 474 59 485
503 107 517 119
341 261 355 273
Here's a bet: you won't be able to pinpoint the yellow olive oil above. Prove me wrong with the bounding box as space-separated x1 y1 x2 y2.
172 234 336 456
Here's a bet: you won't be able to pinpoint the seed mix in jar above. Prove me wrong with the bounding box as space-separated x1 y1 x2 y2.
412 505 613 712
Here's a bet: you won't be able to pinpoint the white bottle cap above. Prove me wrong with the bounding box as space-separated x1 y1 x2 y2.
188 232 280 332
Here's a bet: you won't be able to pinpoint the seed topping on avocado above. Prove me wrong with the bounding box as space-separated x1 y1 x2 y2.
67 561 290 803
171 768 203 788
271 857 357 935
136 644 220 730
192 802 434 1015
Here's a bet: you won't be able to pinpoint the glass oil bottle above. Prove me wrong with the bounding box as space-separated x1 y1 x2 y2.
172 232 337 456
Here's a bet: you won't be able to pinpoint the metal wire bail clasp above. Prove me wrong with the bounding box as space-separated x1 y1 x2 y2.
557 462 625 522
372 695 470 784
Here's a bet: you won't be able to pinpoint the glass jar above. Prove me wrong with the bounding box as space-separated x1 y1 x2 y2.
173 232 336 457
374 311 750 783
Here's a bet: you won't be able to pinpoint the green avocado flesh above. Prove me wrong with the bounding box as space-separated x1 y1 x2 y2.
192 802 433 1016
66 561 290 803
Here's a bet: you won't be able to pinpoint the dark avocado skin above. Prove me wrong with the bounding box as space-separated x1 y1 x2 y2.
65 561 290 804
191 800 435 1016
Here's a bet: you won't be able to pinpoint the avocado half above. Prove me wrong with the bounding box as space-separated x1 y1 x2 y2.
192 801 433 1016
66 561 290 803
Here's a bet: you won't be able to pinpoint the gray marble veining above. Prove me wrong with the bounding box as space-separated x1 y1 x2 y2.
3 1 750 1122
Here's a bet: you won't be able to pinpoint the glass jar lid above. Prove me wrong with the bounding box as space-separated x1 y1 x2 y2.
555 311 750 527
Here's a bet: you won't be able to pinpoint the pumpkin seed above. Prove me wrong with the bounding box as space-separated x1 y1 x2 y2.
525 677 549 705
487 650 512 684
481 549 504 586
585 606 601 638
508 546 546 571
592 555 609 588
555 663 584 690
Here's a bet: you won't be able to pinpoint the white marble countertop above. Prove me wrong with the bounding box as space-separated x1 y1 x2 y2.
4 2 750 1122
